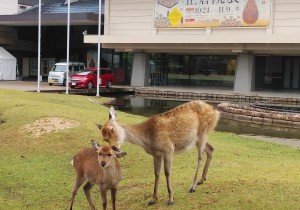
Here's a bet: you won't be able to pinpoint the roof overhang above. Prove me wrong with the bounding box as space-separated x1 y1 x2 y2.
0 13 99 26
84 34 300 55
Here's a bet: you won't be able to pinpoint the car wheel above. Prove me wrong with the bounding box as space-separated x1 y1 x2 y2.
87 81 93 89
106 81 112 88
49 83 53 86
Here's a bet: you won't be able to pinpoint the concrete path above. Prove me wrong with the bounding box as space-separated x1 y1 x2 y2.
240 135 300 148
0 80 299 100
0 80 65 91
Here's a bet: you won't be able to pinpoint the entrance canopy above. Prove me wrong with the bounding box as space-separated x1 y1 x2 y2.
0 47 17 80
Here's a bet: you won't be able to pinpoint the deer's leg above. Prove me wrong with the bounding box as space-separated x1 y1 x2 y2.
164 151 174 206
100 186 107 210
111 188 117 210
189 135 207 193
197 142 214 185
148 155 163 206
69 176 85 210
83 181 95 210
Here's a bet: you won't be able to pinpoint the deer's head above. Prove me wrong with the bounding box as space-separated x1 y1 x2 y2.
96 106 125 151
91 140 126 168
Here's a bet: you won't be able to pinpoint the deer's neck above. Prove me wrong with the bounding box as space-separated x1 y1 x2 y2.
103 159 122 185
122 124 147 148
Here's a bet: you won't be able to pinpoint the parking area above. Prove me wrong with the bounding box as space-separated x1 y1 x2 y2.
0 80 135 96
0 80 65 92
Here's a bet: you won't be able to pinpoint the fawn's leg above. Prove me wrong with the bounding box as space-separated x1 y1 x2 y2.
83 181 95 210
69 176 85 210
100 186 107 210
111 188 117 210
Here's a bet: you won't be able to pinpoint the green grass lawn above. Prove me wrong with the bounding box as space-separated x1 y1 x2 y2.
0 88 299 210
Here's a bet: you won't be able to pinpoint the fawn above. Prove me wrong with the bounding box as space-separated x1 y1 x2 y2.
69 140 126 210
97 100 220 205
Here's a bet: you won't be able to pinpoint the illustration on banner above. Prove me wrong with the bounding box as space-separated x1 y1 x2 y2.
154 0 271 28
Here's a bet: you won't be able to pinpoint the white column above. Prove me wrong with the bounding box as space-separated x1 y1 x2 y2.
234 53 255 92
37 0 41 92
131 53 150 86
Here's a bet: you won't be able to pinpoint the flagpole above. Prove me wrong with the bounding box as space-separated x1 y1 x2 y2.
37 0 41 92
96 0 102 97
66 0 70 94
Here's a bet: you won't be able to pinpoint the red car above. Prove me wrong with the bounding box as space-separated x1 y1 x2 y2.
69 67 116 89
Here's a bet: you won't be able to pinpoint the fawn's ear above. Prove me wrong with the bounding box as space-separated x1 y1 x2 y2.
109 106 116 121
96 123 102 130
114 150 127 158
91 140 100 150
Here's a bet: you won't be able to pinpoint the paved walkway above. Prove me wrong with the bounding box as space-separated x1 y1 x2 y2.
0 80 65 91
240 135 300 148
1 80 299 100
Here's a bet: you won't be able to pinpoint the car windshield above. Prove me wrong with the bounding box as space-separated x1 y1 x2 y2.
77 70 93 75
52 65 67 72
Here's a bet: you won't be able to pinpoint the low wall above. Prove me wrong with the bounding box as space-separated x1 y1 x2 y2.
135 89 299 104
218 103 300 129
135 89 300 128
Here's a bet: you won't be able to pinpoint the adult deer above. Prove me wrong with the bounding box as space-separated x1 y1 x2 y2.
69 140 126 210
97 100 220 206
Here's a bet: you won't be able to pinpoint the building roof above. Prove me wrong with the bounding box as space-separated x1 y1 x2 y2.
18 0 40 6
20 0 101 15
0 0 103 26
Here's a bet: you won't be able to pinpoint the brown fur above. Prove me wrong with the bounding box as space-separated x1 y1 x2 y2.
69 144 122 210
98 100 220 206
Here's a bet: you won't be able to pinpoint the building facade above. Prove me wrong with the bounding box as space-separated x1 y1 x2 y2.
0 0 104 81
85 0 300 92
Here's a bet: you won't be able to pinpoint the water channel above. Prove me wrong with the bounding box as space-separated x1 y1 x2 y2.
110 95 300 145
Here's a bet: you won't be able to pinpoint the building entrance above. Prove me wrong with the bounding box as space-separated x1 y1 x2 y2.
149 54 236 87
255 56 300 90
283 57 300 89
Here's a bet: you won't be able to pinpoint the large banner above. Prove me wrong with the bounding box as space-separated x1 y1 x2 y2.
154 0 271 28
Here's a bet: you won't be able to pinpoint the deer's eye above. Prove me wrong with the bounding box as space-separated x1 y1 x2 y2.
108 154 112 156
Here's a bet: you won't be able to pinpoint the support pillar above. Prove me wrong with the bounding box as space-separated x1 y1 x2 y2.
234 53 255 92
131 52 150 86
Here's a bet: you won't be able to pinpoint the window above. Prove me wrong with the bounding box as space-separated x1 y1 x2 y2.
73 66 80 73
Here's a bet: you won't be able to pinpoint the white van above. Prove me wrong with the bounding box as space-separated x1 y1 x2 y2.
48 62 85 86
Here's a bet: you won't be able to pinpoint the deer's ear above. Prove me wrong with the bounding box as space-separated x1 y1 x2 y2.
91 140 100 150
114 150 127 158
96 123 102 130
109 106 116 121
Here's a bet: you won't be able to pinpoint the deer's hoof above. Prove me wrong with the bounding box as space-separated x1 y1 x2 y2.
166 201 174 206
197 180 204 185
189 187 196 193
148 201 156 206
197 177 206 185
